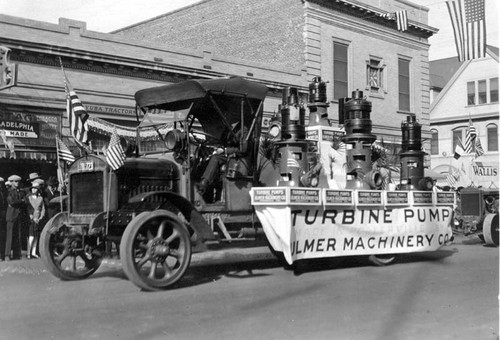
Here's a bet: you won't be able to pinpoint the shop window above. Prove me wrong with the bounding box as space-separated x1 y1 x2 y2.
398 58 410 112
487 124 498 151
431 130 439 155
333 41 348 100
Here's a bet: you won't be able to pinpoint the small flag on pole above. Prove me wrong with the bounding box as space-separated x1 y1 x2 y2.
475 136 485 158
106 128 126 171
57 137 76 164
66 82 89 145
446 0 486 61
454 141 465 159
395 10 408 32
446 168 460 187
464 117 477 153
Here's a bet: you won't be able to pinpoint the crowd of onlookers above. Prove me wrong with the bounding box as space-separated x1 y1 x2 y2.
0 172 64 261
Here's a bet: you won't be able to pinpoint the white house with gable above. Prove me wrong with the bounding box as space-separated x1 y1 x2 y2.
429 45 499 188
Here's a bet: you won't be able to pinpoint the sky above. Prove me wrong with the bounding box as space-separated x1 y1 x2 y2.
0 0 498 61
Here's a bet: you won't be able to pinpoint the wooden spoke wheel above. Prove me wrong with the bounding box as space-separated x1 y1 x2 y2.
120 210 192 291
40 212 103 280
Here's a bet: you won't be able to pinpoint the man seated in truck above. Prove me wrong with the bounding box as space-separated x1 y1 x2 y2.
196 121 250 201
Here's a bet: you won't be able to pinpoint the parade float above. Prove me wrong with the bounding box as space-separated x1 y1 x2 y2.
251 77 455 265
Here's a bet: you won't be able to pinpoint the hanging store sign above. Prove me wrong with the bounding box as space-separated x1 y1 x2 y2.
0 120 39 138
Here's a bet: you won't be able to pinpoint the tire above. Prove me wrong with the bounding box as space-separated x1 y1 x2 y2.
120 210 192 291
40 212 103 280
482 213 499 246
368 254 397 266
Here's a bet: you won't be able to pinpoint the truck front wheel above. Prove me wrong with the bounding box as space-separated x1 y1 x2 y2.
120 210 192 291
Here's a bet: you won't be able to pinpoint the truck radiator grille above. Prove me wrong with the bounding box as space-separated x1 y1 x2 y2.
70 172 104 214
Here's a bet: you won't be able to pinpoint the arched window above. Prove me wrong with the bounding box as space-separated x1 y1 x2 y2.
487 124 498 151
431 129 439 155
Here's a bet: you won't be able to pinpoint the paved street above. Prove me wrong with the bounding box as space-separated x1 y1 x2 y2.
0 233 498 340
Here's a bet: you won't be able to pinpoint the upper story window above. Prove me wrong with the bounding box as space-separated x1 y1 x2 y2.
366 57 384 95
398 58 410 112
467 77 498 105
491 77 498 103
333 41 349 100
487 124 498 151
431 129 439 155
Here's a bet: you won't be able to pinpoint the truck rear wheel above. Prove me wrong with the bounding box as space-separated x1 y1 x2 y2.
40 212 103 280
483 213 499 246
120 210 192 291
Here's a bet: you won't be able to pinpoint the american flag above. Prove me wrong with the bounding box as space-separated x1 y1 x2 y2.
464 118 477 153
106 129 126 171
446 168 460 187
396 10 408 32
446 0 486 61
65 78 89 145
56 137 75 164
475 136 485 158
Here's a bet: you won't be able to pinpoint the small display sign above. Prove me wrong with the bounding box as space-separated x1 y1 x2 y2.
385 191 410 206
78 161 94 172
324 189 354 206
251 188 287 204
290 188 320 205
436 192 456 205
356 190 383 206
412 191 433 205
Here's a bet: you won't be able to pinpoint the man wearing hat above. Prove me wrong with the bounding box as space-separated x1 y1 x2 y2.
45 176 60 219
5 175 26 260
0 177 6 261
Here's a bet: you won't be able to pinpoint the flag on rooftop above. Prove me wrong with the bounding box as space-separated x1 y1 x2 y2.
395 10 408 32
106 128 126 171
446 0 486 61
56 137 75 164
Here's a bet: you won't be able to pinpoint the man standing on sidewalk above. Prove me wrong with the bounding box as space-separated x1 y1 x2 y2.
0 178 7 261
5 175 26 260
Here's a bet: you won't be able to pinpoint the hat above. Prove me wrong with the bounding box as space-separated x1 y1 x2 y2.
0 177 4 182
31 182 40 188
5 181 11 187
28 173 41 181
47 176 58 186
8 175 21 182
33 178 45 186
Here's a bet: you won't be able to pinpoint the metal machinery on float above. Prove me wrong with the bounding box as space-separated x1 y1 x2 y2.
251 78 456 266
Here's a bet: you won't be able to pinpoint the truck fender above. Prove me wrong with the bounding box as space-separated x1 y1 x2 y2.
128 191 215 241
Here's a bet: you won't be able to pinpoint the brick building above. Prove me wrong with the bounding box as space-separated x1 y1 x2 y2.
0 0 437 180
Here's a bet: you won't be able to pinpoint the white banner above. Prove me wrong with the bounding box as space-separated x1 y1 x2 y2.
255 206 454 264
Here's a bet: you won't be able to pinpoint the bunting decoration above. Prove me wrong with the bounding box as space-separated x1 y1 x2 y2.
106 128 126 171
446 0 486 61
